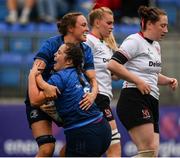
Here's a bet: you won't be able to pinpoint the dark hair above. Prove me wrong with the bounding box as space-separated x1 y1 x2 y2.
64 43 83 69
64 43 86 87
138 5 167 30
57 12 83 36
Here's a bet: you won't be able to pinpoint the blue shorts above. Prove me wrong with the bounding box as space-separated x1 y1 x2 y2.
64 117 111 157
25 103 62 127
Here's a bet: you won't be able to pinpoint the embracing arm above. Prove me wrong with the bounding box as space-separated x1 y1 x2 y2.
158 73 178 90
107 60 151 95
28 64 46 106
79 69 98 110
33 59 58 99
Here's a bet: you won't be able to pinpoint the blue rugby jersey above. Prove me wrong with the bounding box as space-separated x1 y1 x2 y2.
48 67 102 131
25 35 94 105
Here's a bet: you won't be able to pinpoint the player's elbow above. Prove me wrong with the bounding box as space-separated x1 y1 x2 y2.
107 60 115 72
30 97 43 107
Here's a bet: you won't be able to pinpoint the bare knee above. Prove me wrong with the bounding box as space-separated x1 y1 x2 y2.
37 143 55 157
35 135 56 157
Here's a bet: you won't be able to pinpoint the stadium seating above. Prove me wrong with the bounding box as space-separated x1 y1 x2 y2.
9 37 32 54
20 53 35 89
0 53 22 87
0 38 4 53
0 0 179 97
73 0 93 16
157 0 179 25
37 23 57 32
0 0 7 21
9 23 36 32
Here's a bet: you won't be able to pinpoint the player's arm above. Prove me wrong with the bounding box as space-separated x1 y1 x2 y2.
79 69 98 110
28 63 47 106
108 59 151 95
33 59 58 99
111 74 121 80
158 73 178 90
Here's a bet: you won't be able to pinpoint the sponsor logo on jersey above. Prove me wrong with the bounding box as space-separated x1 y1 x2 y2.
103 58 110 63
149 61 161 67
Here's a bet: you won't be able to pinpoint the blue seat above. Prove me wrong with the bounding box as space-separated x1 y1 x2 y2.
0 53 22 87
119 24 140 35
9 37 32 54
0 22 9 32
0 38 4 52
74 0 93 16
38 23 57 32
35 37 47 50
23 53 34 70
21 53 35 86
9 23 36 32
115 24 140 42
113 24 125 43
112 80 124 90
0 0 7 21
157 0 178 25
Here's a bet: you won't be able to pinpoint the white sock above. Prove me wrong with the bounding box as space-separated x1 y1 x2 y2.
21 7 30 18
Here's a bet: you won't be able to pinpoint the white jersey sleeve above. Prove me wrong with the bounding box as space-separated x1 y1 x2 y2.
119 35 139 60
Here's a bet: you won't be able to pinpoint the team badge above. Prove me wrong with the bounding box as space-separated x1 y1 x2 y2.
30 109 38 119
142 108 150 119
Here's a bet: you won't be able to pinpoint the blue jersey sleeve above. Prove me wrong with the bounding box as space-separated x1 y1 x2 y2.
34 36 63 65
81 43 95 71
48 72 65 92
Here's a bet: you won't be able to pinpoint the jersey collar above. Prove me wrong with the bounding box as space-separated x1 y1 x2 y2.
138 32 153 44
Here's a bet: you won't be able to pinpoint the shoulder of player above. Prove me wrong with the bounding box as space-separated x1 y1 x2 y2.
45 35 63 45
80 42 92 52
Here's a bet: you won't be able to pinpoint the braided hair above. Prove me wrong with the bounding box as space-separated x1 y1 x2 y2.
64 43 86 87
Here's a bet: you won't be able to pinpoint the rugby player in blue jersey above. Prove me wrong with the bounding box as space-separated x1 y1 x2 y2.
25 12 98 157
28 43 111 157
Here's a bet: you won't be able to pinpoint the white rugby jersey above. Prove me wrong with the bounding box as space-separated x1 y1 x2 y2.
119 33 161 100
86 34 113 100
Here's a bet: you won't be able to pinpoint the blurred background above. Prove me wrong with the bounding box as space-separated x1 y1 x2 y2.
0 0 180 157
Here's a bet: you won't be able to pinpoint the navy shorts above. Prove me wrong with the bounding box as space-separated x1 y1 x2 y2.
116 88 159 133
26 103 62 127
64 117 111 157
95 93 114 122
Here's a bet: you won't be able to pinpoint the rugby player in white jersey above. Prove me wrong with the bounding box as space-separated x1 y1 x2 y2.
108 5 178 157
86 6 121 157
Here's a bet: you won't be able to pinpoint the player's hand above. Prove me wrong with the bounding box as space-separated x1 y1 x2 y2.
169 78 178 91
43 84 60 100
136 80 151 95
40 103 56 115
30 63 41 76
79 92 96 110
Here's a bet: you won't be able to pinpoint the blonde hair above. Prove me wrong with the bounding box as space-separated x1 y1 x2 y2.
89 7 118 51
88 7 113 26
104 32 118 51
